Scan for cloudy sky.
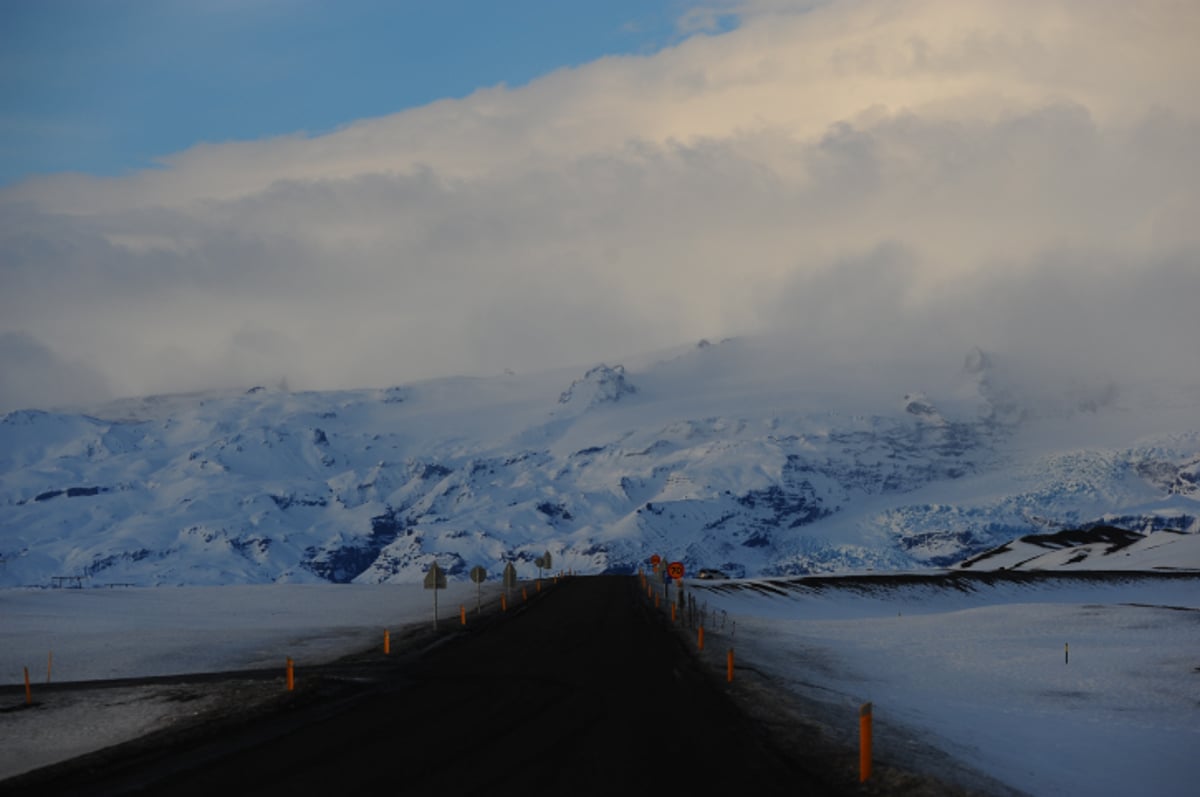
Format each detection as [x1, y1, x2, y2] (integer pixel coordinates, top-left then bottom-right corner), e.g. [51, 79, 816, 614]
[1, 0, 1197, 412]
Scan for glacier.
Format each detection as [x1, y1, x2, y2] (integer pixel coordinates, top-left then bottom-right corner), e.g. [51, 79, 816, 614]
[2, 338, 1197, 586]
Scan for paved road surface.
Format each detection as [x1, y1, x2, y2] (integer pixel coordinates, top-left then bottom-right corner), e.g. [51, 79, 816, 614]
[4, 576, 843, 795]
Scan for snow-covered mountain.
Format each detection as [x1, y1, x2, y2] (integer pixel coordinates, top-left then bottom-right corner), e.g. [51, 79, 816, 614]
[2, 338, 1198, 586]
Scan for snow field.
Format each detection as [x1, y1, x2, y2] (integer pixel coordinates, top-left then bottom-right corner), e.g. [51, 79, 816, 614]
[701, 579, 1200, 797]
[2, 575, 1197, 795]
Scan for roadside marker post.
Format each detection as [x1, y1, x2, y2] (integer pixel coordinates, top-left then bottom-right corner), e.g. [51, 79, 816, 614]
[859, 702, 873, 782]
[384, 630, 390, 655]
[727, 649, 734, 683]
[23, 667, 31, 705]
[698, 626, 705, 651]
[286, 658, 295, 691]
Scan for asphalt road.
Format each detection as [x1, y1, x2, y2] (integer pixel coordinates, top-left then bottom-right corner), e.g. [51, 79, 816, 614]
[3, 576, 844, 796]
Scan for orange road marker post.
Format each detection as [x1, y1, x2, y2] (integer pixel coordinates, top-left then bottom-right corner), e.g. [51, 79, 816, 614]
[501, 594, 507, 612]
[698, 626, 705, 651]
[671, 603, 677, 623]
[859, 702, 873, 783]
[460, 605, 467, 626]
[522, 586, 528, 602]
[286, 658, 295, 692]
[24, 667, 32, 706]
[384, 630, 390, 655]
[726, 649, 735, 682]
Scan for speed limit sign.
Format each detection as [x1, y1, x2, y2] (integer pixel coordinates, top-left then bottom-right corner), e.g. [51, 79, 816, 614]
[666, 561, 684, 580]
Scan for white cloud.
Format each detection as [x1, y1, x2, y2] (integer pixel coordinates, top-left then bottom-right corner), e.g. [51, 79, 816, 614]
[1, 0, 1196, 407]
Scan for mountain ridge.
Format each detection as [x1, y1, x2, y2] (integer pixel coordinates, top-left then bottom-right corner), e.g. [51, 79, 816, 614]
[3, 340, 1198, 586]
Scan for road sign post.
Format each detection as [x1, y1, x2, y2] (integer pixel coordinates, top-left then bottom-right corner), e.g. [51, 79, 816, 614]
[535, 551, 552, 583]
[470, 565, 487, 613]
[424, 562, 447, 629]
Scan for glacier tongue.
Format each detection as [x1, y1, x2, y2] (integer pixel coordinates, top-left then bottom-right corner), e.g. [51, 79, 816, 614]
[1, 350, 1198, 586]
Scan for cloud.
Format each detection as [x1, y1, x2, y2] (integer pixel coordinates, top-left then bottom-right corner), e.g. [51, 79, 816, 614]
[1, 0, 1197, 407]
[0, 332, 112, 413]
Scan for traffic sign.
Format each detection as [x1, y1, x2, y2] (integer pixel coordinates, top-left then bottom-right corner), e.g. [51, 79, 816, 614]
[424, 562, 446, 589]
[666, 561, 685, 580]
[469, 565, 487, 614]
[649, 554, 661, 567]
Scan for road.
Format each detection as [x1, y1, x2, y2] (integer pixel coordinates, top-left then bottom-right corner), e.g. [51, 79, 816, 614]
[3, 576, 844, 796]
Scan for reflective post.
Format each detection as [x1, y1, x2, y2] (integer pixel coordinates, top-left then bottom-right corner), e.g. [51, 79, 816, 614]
[859, 702, 873, 782]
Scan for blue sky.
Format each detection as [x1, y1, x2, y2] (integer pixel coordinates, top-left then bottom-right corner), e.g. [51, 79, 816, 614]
[1, 0, 1195, 411]
[1, 0, 733, 185]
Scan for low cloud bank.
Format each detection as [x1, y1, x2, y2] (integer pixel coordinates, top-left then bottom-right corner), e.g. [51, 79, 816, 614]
[1, 0, 1196, 411]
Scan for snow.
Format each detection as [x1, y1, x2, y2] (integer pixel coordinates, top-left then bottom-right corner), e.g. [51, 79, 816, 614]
[0, 581, 497, 779]
[3, 340, 1198, 587]
[2, 342, 1198, 788]
[4, 574, 1198, 796]
[695, 574, 1200, 797]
